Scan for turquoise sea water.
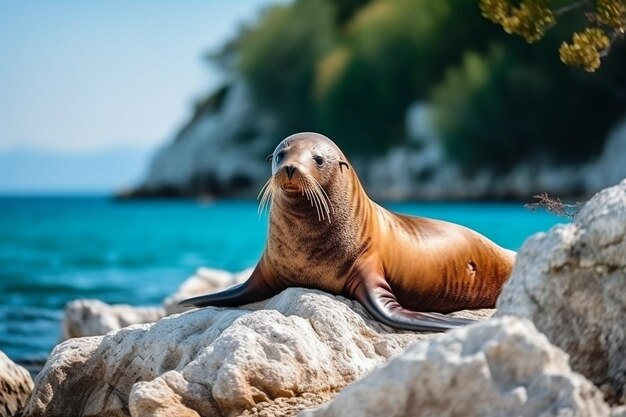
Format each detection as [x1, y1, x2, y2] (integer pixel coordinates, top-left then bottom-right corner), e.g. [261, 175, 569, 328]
[0, 196, 564, 363]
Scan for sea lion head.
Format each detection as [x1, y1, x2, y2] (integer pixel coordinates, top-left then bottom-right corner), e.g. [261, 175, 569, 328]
[258, 132, 351, 222]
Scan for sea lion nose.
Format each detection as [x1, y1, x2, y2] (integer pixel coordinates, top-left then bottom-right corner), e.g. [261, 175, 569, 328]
[285, 165, 297, 179]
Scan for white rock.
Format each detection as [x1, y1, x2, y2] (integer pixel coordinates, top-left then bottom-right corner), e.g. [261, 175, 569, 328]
[497, 179, 626, 404]
[23, 288, 492, 417]
[300, 316, 610, 417]
[0, 350, 33, 417]
[62, 299, 165, 339]
[613, 406, 626, 417]
[61, 267, 251, 339]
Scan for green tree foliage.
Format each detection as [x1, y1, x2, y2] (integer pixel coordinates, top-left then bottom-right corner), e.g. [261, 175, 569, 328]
[314, 0, 454, 154]
[315, 0, 505, 155]
[199, 0, 626, 170]
[432, 45, 626, 170]
[235, 0, 336, 135]
[480, 0, 626, 72]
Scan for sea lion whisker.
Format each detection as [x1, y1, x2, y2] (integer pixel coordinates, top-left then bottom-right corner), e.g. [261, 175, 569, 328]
[299, 178, 314, 208]
[257, 179, 270, 216]
[257, 177, 274, 216]
[304, 179, 324, 221]
[260, 183, 272, 215]
[309, 184, 323, 222]
[310, 176, 331, 215]
[306, 177, 326, 222]
[299, 176, 321, 221]
[312, 189, 327, 222]
[262, 189, 273, 215]
[305, 187, 315, 208]
[311, 179, 332, 223]
[298, 177, 307, 198]
[258, 192, 268, 216]
[266, 178, 277, 214]
[307, 186, 321, 220]
[257, 177, 270, 201]
[320, 183, 333, 215]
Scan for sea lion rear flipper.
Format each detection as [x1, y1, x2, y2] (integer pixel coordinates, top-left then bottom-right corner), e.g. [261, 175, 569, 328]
[353, 276, 476, 332]
[178, 262, 281, 308]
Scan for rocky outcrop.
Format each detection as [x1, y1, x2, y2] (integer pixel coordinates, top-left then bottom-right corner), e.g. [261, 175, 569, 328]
[497, 179, 626, 404]
[0, 350, 34, 417]
[62, 299, 165, 339]
[23, 288, 492, 417]
[62, 267, 251, 339]
[360, 145, 588, 201]
[361, 103, 587, 200]
[300, 316, 609, 417]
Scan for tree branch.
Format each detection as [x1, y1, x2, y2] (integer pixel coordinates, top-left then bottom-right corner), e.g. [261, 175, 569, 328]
[554, 0, 592, 17]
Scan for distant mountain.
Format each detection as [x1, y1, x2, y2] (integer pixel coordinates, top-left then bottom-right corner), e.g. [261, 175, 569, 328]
[0, 147, 153, 194]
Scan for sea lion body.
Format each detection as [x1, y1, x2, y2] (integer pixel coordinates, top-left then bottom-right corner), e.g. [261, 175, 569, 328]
[376, 214, 513, 312]
[181, 132, 515, 331]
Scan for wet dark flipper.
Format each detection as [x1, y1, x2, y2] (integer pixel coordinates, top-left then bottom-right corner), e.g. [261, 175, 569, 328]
[353, 275, 476, 332]
[178, 263, 280, 308]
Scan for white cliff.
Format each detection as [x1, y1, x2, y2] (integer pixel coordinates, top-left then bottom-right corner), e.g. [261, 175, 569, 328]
[133, 96, 626, 200]
[135, 81, 276, 197]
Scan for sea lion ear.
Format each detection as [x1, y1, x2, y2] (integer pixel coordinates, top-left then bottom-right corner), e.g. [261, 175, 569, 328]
[266, 154, 273, 162]
[339, 161, 350, 172]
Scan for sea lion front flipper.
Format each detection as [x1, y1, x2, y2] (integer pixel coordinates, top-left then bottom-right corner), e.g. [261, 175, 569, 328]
[178, 262, 282, 308]
[352, 275, 476, 332]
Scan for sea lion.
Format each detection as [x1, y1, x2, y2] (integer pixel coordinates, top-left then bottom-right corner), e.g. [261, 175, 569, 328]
[180, 132, 515, 331]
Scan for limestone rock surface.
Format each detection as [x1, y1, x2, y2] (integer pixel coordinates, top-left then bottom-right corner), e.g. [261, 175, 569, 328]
[300, 316, 610, 417]
[0, 350, 34, 417]
[613, 406, 626, 417]
[61, 267, 251, 339]
[62, 299, 165, 339]
[497, 179, 626, 404]
[23, 288, 492, 417]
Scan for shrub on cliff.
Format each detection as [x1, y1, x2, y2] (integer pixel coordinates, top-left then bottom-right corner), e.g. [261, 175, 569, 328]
[432, 41, 626, 171]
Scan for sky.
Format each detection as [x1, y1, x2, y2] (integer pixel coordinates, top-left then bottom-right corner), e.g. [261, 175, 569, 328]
[0, 0, 288, 154]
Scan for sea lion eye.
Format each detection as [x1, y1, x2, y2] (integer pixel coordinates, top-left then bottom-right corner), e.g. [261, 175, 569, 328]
[274, 151, 285, 164]
[313, 155, 324, 166]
